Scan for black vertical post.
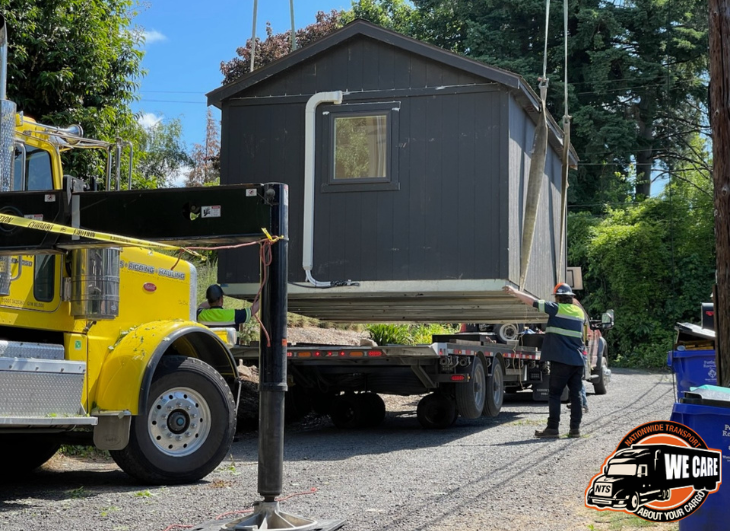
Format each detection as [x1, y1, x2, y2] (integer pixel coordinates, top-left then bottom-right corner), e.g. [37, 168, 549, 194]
[257, 183, 288, 501]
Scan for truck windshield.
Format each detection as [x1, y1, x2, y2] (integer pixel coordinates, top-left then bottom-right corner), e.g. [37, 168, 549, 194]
[607, 464, 637, 476]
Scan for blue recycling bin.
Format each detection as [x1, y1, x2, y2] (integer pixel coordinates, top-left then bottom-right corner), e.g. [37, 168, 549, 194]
[671, 402, 730, 531]
[667, 350, 717, 401]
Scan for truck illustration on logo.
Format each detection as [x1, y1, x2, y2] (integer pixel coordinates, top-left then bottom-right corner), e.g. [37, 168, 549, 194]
[587, 444, 721, 514]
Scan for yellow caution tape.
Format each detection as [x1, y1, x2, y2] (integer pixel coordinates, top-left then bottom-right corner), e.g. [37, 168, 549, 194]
[0, 212, 200, 256]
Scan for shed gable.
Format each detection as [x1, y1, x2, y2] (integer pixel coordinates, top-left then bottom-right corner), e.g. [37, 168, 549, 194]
[227, 35, 490, 99]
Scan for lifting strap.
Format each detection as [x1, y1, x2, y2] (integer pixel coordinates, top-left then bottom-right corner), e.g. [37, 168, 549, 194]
[519, 0, 551, 290]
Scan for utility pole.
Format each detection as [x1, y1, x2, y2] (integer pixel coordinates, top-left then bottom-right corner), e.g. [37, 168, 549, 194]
[710, 0, 730, 386]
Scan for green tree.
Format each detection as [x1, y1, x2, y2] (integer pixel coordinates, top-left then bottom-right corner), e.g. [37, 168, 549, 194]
[1, 0, 143, 182]
[133, 116, 192, 188]
[408, 0, 708, 203]
[568, 137, 714, 367]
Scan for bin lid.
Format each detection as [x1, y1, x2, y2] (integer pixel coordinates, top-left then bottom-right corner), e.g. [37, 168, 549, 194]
[682, 385, 730, 408]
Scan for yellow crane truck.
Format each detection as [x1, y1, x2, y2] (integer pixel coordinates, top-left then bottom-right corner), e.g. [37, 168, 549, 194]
[0, 16, 245, 484]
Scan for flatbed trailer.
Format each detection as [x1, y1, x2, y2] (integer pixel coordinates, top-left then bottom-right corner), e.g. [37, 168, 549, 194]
[232, 333, 551, 429]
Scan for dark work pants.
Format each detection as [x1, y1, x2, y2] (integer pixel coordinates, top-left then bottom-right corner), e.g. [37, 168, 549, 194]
[547, 361, 584, 430]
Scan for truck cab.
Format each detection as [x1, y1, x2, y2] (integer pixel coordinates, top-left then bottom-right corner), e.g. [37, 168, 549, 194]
[0, 15, 238, 484]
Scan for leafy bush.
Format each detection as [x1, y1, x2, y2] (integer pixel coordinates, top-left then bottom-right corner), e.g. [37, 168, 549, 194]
[410, 323, 459, 344]
[367, 324, 413, 345]
[568, 167, 714, 369]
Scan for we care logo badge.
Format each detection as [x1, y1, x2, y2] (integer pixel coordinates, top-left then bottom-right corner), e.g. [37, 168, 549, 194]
[585, 421, 721, 522]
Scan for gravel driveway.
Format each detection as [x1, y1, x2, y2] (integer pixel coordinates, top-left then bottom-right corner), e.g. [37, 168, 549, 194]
[1, 368, 679, 531]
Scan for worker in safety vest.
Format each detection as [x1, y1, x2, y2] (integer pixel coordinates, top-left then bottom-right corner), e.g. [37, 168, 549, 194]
[197, 284, 258, 327]
[502, 282, 587, 439]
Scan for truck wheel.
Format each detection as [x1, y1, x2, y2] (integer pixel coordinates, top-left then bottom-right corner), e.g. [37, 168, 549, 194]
[417, 393, 458, 429]
[0, 434, 60, 476]
[593, 356, 609, 395]
[329, 394, 362, 429]
[494, 323, 523, 343]
[455, 355, 486, 419]
[627, 492, 641, 512]
[483, 357, 505, 417]
[358, 393, 386, 428]
[110, 356, 236, 485]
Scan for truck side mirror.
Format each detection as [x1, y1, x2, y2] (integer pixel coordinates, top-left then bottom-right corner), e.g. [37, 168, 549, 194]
[601, 310, 615, 330]
[638, 464, 648, 477]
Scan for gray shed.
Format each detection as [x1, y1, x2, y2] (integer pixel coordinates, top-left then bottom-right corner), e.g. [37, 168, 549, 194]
[207, 20, 576, 323]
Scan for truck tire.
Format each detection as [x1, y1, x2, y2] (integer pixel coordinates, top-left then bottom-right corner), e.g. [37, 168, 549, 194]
[493, 323, 523, 343]
[593, 355, 609, 395]
[455, 355, 487, 419]
[417, 393, 458, 429]
[358, 393, 386, 428]
[329, 394, 362, 429]
[0, 434, 60, 476]
[483, 357, 505, 417]
[627, 491, 641, 513]
[110, 356, 236, 485]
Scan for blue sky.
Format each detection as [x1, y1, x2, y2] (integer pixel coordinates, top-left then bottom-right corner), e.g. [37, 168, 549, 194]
[132, 0, 349, 147]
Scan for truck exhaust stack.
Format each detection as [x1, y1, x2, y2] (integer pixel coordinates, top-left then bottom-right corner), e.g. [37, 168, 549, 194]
[0, 15, 15, 295]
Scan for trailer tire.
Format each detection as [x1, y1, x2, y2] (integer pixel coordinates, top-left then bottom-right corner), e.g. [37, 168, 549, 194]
[417, 393, 458, 429]
[110, 356, 236, 485]
[0, 434, 61, 477]
[329, 394, 362, 429]
[483, 357, 505, 417]
[455, 355, 487, 419]
[359, 393, 386, 428]
[494, 323, 523, 343]
[285, 385, 313, 423]
[593, 355, 609, 395]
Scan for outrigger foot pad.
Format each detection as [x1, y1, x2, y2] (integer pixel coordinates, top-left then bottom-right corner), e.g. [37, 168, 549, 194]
[192, 500, 345, 531]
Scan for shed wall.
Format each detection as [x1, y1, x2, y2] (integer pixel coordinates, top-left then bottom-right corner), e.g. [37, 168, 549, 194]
[219, 36, 514, 287]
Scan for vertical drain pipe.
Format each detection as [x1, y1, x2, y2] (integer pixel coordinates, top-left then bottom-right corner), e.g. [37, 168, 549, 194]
[0, 15, 16, 296]
[303, 91, 342, 287]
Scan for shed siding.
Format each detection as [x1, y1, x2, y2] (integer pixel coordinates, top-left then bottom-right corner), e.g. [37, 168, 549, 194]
[217, 32, 565, 306]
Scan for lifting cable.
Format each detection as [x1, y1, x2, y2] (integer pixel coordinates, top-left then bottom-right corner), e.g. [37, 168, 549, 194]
[557, 0, 572, 284]
[250, 0, 258, 72]
[519, 0, 551, 290]
[250, 0, 297, 73]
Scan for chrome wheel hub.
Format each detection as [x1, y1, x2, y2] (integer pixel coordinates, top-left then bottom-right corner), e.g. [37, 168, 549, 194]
[148, 387, 211, 457]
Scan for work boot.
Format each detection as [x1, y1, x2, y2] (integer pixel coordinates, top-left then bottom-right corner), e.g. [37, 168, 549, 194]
[534, 427, 559, 438]
[568, 428, 581, 438]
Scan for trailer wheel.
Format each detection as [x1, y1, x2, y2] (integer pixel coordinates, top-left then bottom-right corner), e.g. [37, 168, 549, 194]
[593, 355, 610, 395]
[627, 492, 641, 512]
[483, 357, 505, 417]
[329, 394, 362, 429]
[358, 393, 386, 428]
[455, 355, 486, 419]
[110, 356, 236, 485]
[0, 434, 61, 476]
[417, 393, 457, 429]
[494, 323, 523, 343]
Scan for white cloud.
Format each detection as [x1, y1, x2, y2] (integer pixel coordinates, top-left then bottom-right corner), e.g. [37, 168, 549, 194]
[138, 112, 163, 129]
[142, 29, 167, 44]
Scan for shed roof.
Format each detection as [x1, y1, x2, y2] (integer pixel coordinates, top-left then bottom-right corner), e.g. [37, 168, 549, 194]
[207, 19, 578, 165]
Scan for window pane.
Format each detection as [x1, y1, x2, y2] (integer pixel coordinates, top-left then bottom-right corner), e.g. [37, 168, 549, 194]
[334, 115, 388, 180]
[26, 147, 53, 191]
[34, 255, 55, 303]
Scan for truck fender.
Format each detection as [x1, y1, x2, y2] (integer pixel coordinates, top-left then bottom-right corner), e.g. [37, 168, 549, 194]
[94, 321, 237, 416]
